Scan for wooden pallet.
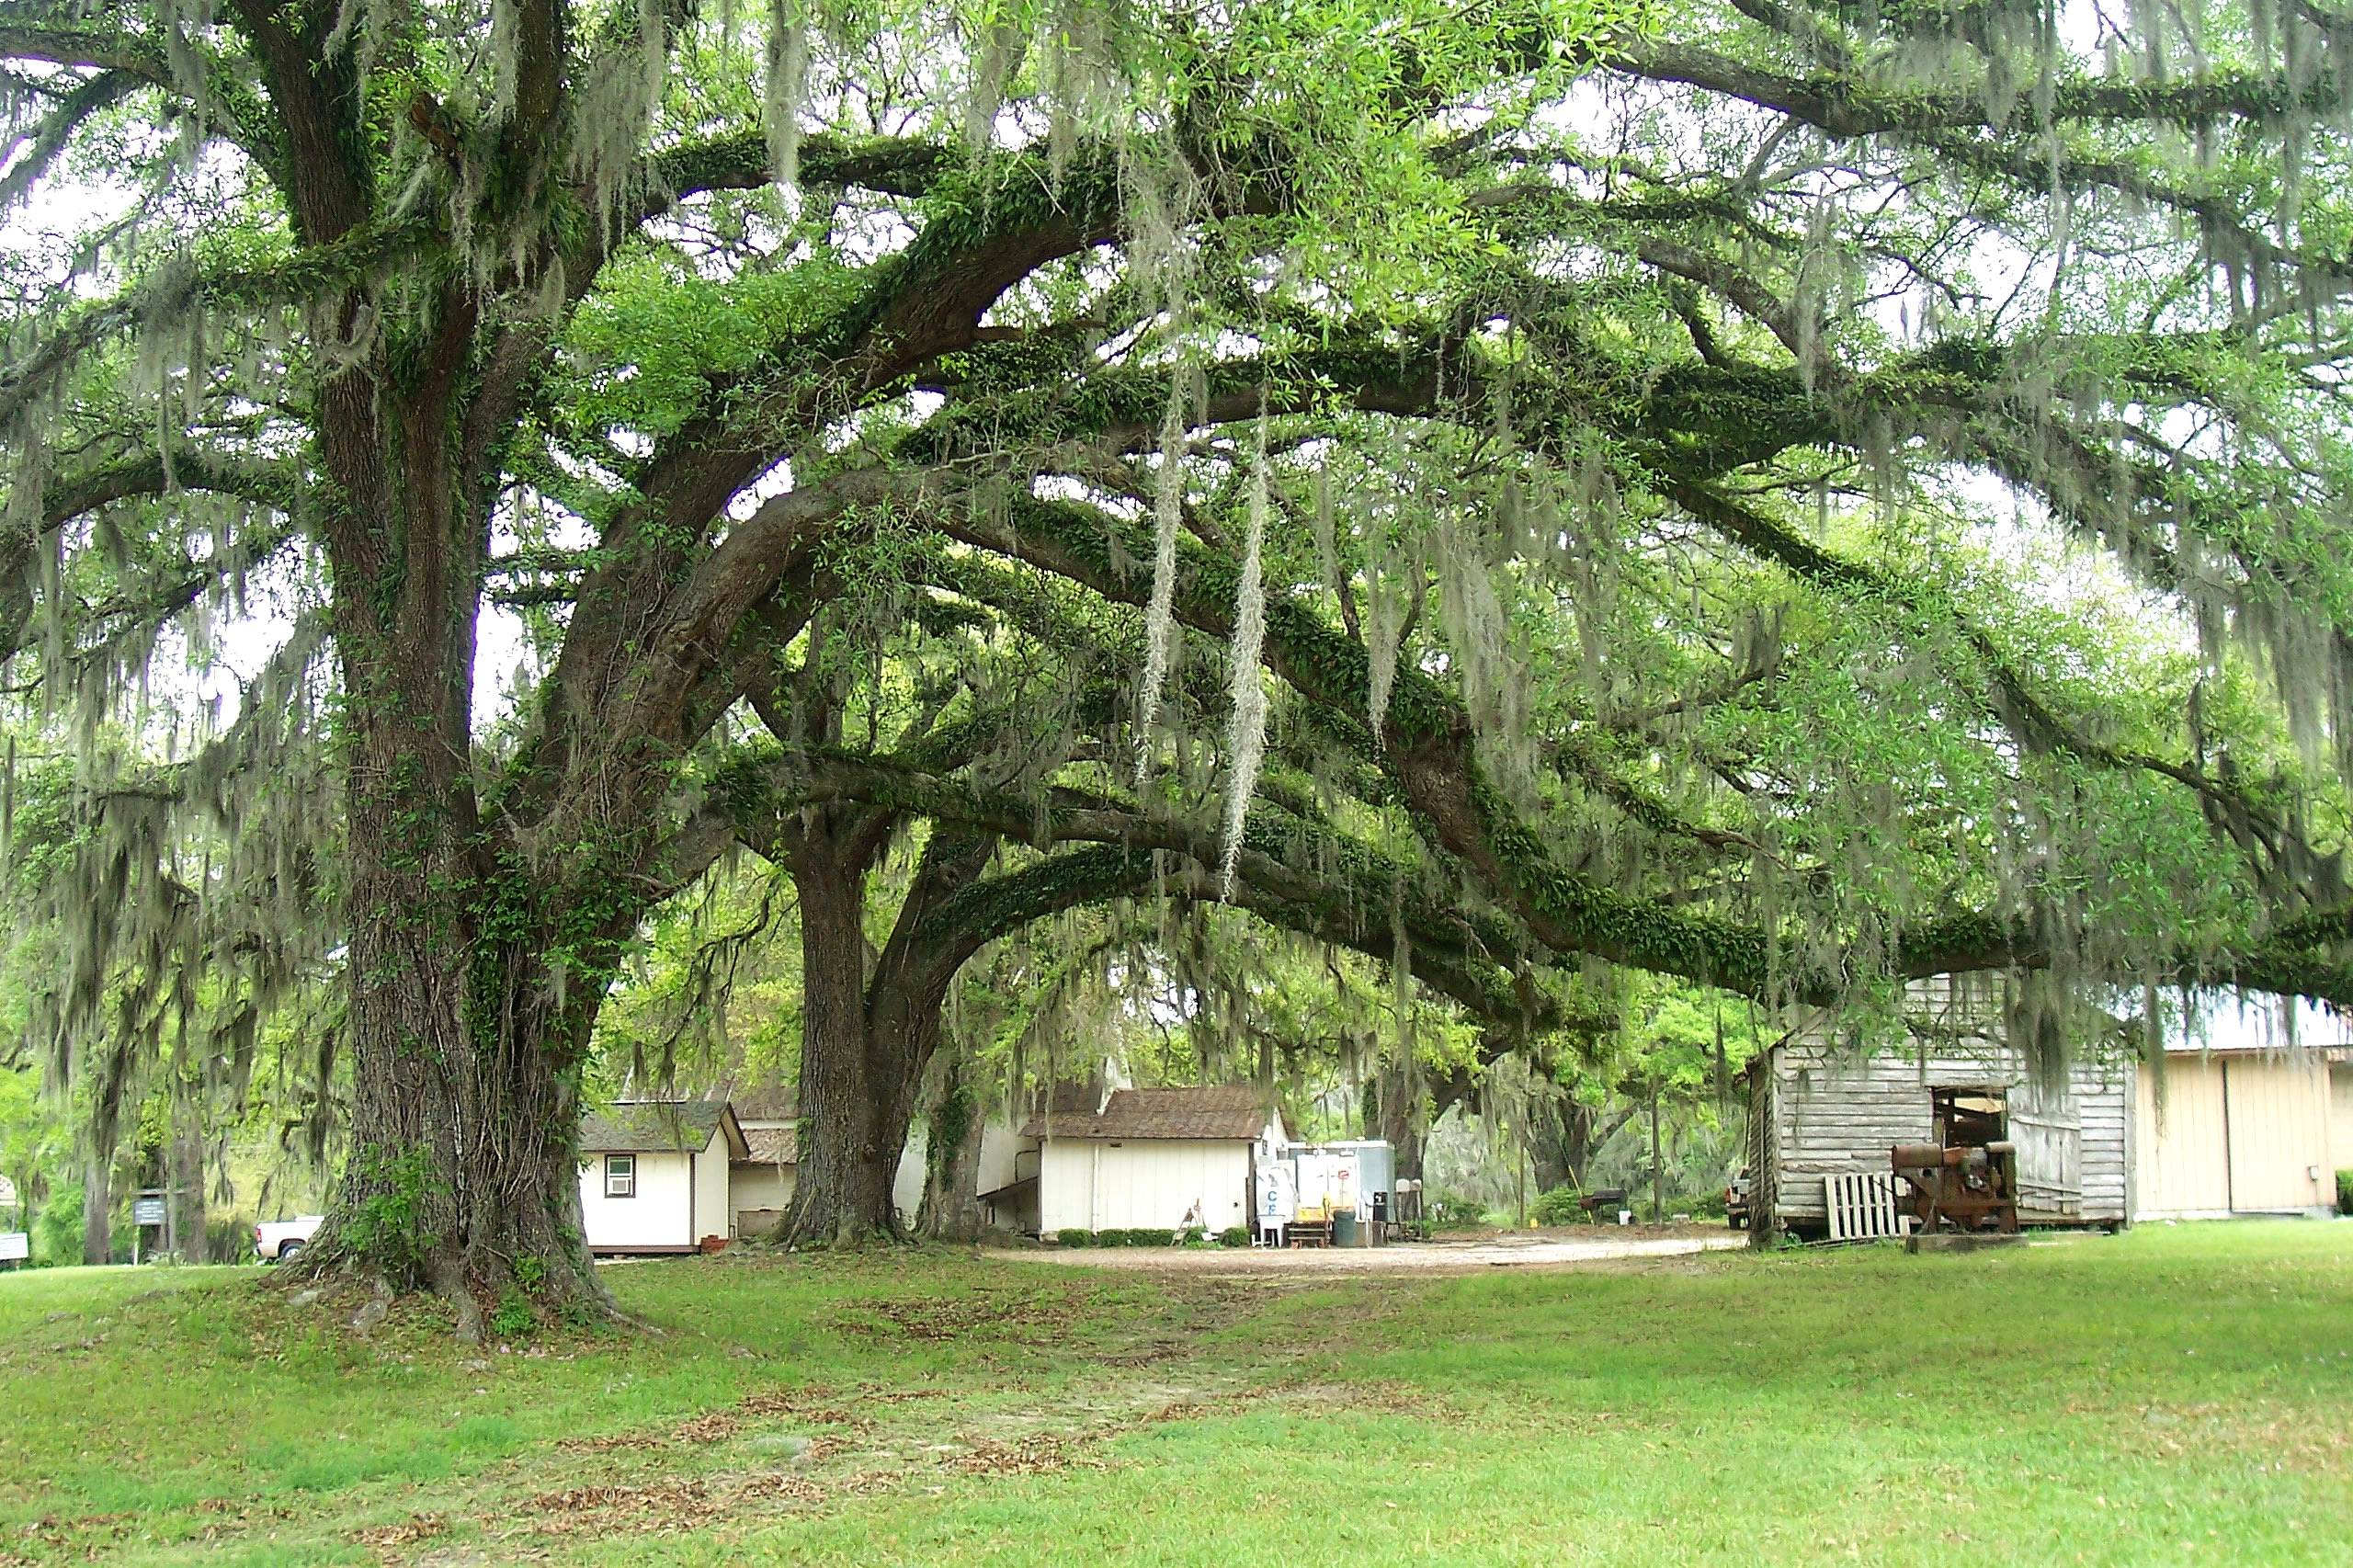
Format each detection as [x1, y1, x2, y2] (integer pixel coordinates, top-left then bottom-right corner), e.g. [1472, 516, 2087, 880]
[1824, 1172, 1906, 1242]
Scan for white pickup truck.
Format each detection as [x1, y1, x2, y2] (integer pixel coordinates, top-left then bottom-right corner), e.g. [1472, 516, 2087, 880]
[254, 1215, 324, 1262]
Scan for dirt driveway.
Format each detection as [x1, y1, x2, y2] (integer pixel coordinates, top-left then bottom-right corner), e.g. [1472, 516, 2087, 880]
[989, 1226, 1750, 1275]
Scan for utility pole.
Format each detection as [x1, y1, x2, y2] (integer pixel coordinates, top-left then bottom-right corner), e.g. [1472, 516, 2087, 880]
[1517, 1123, 1529, 1229]
[1650, 1074, 1664, 1226]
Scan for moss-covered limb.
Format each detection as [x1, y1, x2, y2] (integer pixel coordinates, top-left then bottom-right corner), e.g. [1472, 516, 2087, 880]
[0, 66, 142, 212]
[940, 488, 1822, 990]
[1907, 129, 2353, 289]
[647, 131, 951, 210]
[713, 739, 1536, 1008]
[1549, 733, 1759, 857]
[0, 216, 431, 427]
[1594, 30, 2346, 139]
[923, 838, 1557, 1031]
[1665, 475, 2318, 868]
[38, 450, 301, 529]
[948, 483, 2353, 1009]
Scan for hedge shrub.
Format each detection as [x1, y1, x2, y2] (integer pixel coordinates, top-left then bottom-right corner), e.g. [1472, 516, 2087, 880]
[1055, 1228, 1094, 1247]
[1219, 1226, 1250, 1247]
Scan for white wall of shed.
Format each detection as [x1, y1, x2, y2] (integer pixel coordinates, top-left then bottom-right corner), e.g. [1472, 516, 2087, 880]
[693, 1139, 731, 1243]
[731, 1163, 795, 1227]
[976, 1117, 1024, 1195]
[579, 1150, 692, 1250]
[893, 1130, 926, 1222]
[1038, 1140, 1251, 1233]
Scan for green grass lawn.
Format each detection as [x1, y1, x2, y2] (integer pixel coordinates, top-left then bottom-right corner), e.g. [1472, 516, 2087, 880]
[2, 1222, 2347, 1566]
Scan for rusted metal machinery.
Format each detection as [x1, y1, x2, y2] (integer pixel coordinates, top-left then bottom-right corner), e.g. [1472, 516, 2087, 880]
[1890, 1142, 2019, 1233]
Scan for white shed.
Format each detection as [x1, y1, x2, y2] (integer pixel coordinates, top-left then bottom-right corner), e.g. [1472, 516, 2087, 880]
[1020, 1086, 1283, 1237]
[577, 1100, 747, 1254]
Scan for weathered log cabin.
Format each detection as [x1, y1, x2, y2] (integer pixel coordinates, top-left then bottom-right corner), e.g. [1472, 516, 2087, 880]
[1743, 985, 2135, 1241]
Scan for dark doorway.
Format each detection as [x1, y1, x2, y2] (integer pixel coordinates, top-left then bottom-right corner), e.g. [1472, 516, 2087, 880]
[1933, 1087, 2006, 1146]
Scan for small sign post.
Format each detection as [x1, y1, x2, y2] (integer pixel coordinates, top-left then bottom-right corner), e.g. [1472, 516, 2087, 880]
[132, 1190, 167, 1265]
[0, 1232, 28, 1267]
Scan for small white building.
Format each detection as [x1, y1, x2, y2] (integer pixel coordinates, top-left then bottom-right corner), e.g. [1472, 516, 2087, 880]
[1017, 1086, 1283, 1237]
[577, 1100, 747, 1254]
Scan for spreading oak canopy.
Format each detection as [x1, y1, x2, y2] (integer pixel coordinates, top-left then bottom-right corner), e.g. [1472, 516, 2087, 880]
[5, 0, 2353, 1317]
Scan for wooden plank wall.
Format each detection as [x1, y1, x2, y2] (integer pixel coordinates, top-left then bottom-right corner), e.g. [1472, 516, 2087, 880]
[1763, 1040, 2131, 1228]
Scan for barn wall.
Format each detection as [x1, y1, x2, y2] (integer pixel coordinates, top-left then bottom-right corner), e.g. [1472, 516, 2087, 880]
[2334, 1066, 2353, 1182]
[1762, 1041, 2130, 1230]
[2134, 1058, 2231, 1217]
[2135, 1053, 2339, 1217]
[2221, 1057, 2336, 1212]
[579, 1150, 693, 1251]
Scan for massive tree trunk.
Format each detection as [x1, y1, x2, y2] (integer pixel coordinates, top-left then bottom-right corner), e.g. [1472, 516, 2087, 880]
[295, 320, 617, 1325]
[916, 1048, 990, 1242]
[80, 1147, 112, 1267]
[318, 754, 608, 1328]
[167, 1102, 208, 1264]
[779, 810, 904, 1245]
[777, 809, 1002, 1246]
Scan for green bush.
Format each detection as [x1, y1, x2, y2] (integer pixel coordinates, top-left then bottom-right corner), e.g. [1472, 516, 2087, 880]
[1424, 1198, 1486, 1229]
[490, 1290, 535, 1341]
[1130, 1228, 1175, 1246]
[1531, 1184, 1584, 1226]
[32, 1186, 83, 1267]
[1053, 1228, 1094, 1247]
[2338, 1170, 2352, 1216]
[1219, 1226, 1249, 1247]
[342, 1145, 446, 1278]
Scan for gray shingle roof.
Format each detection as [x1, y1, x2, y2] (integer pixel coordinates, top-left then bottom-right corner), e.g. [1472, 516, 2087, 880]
[579, 1100, 746, 1157]
[1020, 1085, 1271, 1142]
[737, 1125, 797, 1165]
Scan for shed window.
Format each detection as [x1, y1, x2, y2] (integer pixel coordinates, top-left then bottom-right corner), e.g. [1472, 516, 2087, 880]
[604, 1153, 636, 1199]
[1932, 1088, 2006, 1147]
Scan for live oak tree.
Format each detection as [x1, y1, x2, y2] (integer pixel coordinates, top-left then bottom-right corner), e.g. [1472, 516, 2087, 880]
[9, 0, 2353, 1318]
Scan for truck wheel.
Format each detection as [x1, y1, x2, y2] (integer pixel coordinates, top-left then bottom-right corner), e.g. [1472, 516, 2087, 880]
[277, 1240, 303, 1263]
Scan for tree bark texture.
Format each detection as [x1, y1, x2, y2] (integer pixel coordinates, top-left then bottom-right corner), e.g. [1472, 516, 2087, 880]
[916, 1049, 989, 1242]
[779, 812, 905, 1245]
[81, 1147, 111, 1267]
[777, 810, 1001, 1246]
[167, 1109, 209, 1264]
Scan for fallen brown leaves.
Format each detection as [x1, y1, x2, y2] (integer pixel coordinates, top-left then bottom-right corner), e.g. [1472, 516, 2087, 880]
[350, 1513, 448, 1548]
[949, 1434, 1097, 1478]
[554, 1432, 669, 1454]
[671, 1411, 743, 1443]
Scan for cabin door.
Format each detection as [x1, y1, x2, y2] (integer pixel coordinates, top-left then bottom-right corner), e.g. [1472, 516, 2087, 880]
[2010, 1076, 2083, 1219]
